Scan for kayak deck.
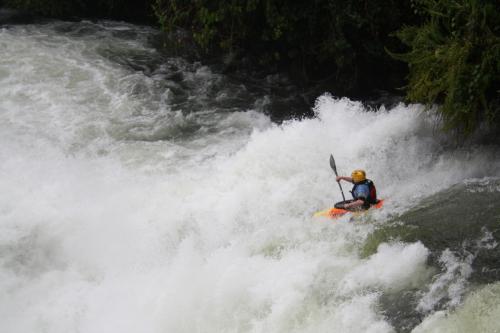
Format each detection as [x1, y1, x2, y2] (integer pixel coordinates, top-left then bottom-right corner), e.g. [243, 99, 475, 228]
[314, 200, 384, 219]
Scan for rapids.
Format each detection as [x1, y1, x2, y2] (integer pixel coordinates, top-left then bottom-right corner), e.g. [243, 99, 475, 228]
[1, 20, 500, 333]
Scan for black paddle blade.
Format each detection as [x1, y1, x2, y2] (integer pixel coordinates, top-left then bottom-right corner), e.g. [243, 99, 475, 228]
[329, 154, 338, 176]
[330, 153, 346, 201]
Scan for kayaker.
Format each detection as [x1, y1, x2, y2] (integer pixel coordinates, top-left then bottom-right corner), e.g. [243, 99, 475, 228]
[335, 170, 378, 211]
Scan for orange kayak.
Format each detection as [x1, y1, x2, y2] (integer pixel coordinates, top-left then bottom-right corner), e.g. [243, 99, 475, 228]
[314, 200, 384, 219]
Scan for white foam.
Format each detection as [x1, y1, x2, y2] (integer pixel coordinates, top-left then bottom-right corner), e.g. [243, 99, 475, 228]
[304, 294, 395, 333]
[339, 242, 431, 294]
[412, 283, 500, 333]
[417, 249, 473, 313]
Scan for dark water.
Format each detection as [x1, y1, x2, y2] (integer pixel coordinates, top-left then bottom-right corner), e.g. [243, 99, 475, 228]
[364, 178, 500, 331]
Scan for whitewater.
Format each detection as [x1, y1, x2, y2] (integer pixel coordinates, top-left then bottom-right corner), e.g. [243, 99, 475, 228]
[1, 20, 500, 333]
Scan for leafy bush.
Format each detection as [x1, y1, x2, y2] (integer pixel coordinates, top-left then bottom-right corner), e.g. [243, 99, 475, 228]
[394, 0, 500, 134]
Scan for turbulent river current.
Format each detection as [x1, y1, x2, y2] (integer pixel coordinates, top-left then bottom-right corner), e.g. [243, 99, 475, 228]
[1, 20, 500, 333]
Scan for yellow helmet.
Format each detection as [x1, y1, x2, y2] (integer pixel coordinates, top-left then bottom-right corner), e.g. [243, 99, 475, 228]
[351, 169, 366, 183]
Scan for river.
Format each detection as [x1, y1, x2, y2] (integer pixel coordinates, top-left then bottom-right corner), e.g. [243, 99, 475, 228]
[1, 20, 500, 333]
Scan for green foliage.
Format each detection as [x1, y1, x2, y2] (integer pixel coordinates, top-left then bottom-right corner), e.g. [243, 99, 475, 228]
[153, 0, 261, 52]
[394, 0, 500, 134]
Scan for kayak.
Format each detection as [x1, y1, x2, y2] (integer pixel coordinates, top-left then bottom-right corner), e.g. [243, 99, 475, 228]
[314, 200, 384, 219]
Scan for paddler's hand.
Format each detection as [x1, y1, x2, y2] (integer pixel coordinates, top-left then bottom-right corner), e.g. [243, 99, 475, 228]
[336, 176, 342, 182]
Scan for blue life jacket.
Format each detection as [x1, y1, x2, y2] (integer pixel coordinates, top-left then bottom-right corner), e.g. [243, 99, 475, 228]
[352, 179, 378, 209]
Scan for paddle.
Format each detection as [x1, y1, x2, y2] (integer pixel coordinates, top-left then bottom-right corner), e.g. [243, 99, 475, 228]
[329, 154, 346, 202]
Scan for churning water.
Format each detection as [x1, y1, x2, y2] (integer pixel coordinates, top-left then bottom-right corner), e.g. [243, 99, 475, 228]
[1, 20, 500, 333]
